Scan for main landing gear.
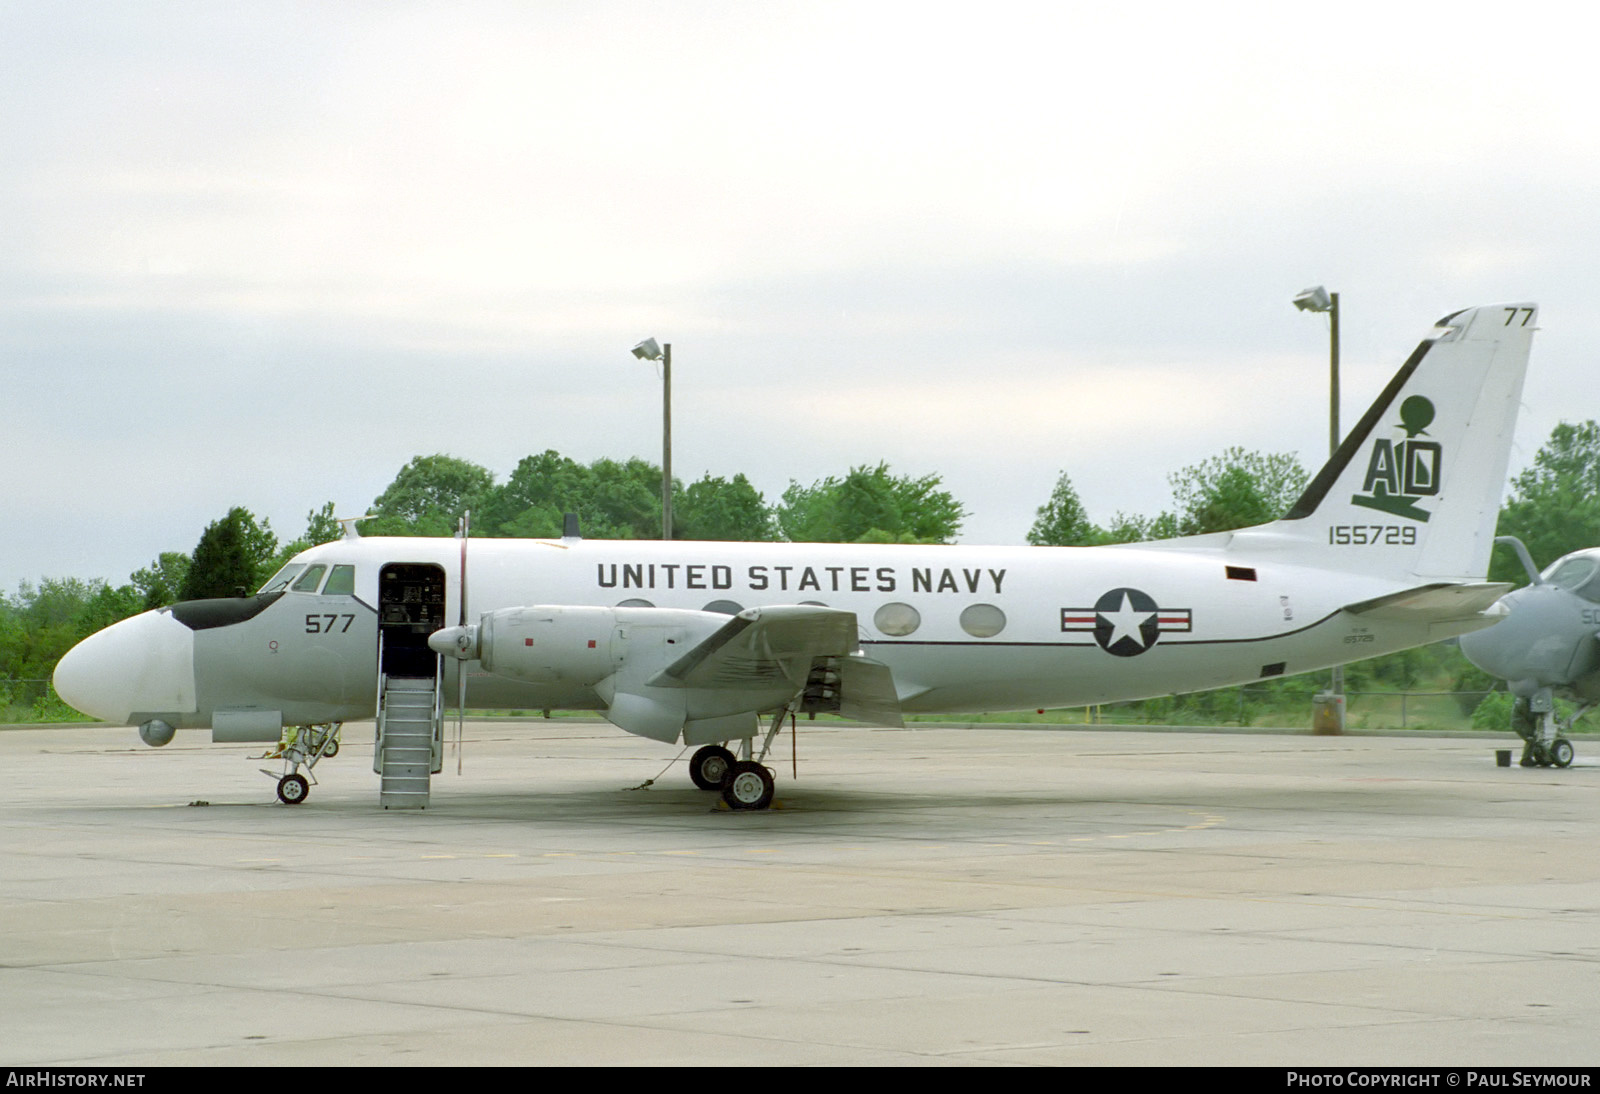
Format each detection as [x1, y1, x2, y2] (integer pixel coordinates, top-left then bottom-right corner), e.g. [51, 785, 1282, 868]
[688, 744, 776, 811]
[1512, 693, 1590, 769]
[688, 708, 790, 811]
[263, 723, 342, 804]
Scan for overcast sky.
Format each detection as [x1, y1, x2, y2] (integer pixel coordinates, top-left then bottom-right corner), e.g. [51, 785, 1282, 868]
[4, 1, 1596, 593]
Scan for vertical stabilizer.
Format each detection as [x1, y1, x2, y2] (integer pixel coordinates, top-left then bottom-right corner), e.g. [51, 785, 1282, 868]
[1232, 303, 1536, 581]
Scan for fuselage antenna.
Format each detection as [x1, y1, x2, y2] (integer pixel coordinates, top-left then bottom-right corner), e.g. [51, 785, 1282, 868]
[338, 514, 377, 541]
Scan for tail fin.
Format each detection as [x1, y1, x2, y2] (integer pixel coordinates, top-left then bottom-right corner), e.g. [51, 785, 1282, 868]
[1235, 303, 1536, 581]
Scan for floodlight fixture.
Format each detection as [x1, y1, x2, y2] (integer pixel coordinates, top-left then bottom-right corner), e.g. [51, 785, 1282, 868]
[1293, 285, 1333, 313]
[632, 337, 663, 361]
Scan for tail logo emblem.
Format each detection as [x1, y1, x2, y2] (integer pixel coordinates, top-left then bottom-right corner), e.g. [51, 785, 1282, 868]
[1061, 588, 1193, 657]
[1351, 395, 1441, 522]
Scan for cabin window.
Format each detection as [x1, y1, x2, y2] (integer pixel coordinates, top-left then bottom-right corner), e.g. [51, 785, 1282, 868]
[617, 598, 654, 608]
[291, 565, 327, 593]
[323, 565, 356, 596]
[257, 563, 306, 595]
[874, 602, 921, 637]
[960, 603, 1006, 638]
[703, 600, 743, 615]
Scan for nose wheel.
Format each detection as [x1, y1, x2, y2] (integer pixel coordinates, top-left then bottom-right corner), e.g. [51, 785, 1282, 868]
[261, 722, 341, 804]
[276, 772, 310, 804]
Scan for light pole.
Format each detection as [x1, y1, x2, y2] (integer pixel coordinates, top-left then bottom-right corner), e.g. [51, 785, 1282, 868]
[1292, 286, 1340, 455]
[631, 337, 672, 540]
[1293, 286, 1344, 732]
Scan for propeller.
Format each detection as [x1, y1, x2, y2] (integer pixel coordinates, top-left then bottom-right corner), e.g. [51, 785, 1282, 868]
[456, 512, 470, 773]
[427, 510, 585, 775]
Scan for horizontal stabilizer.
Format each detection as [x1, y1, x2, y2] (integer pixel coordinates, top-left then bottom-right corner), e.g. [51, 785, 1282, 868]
[1342, 582, 1511, 622]
[650, 604, 859, 690]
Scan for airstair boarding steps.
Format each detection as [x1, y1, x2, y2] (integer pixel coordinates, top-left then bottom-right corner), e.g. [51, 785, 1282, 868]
[380, 675, 438, 809]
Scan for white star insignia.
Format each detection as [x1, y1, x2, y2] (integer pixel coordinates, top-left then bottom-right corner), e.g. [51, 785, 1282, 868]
[1099, 592, 1154, 650]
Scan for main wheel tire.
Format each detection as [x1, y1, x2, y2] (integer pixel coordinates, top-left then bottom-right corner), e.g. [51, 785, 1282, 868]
[1551, 738, 1575, 768]
[689, 745, 737, 791]
[721, 760, 775, 811]
[277, 773, 310, 805]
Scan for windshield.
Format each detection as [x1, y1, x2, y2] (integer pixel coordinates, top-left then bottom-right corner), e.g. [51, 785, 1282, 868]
[257, 563, 307, 595]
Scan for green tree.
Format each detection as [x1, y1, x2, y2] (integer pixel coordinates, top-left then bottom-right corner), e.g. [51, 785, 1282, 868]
[131, 551, 191, 610]
[1027, 472, 1099, 546]
[181, 507, 278, 600]
[1491, 421, 1600, 584]
[776, 464, 965, 544]
[0, 578, 140, 680]
[1168, 448, 1308, 536]
[675, 473, 775, 541]
[260, 501, 344, 578]
[1098, 510, 1181, 544]
[478, 450, 589, 538]
[303, 501, 342, 546]
[369, 455, 495, 537]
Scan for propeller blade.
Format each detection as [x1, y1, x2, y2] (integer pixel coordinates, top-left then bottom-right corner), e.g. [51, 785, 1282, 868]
[456, 511, 471, 772]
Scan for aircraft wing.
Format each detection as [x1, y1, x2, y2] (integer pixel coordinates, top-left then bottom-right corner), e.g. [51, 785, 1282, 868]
[1342, 582, 1512, 622]
[649, 604, 860, 690]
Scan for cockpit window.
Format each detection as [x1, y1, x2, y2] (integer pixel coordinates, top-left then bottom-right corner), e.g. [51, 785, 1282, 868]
[258, 563, 307, 595]
[1545, 557, 1597, 593]
[292, 564, 328, 593]
[323, 565, 356, 596]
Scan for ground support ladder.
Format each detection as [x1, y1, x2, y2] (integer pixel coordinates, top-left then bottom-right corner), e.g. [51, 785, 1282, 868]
[376, 674, 442, 809]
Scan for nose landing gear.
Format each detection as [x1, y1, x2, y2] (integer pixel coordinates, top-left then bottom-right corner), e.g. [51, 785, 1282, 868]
[262, 723, 342, 805]
[1513, 694, 1589, 768]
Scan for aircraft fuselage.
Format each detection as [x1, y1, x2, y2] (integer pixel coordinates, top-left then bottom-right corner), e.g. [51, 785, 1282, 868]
[62, 533, 1477, 735]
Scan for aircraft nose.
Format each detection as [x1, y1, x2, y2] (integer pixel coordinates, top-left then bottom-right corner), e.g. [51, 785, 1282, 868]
[53, 610, 197, 724]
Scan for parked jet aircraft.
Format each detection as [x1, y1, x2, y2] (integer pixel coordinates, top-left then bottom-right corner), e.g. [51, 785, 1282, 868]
[54, 302, 1539, 810]
[1459, 538, 1600, 767]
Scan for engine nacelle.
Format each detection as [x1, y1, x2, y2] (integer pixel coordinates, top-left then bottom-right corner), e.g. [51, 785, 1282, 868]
[139, 718, 176, 747]
[433, 604, 752, 742]
[475, 605, 629, 685]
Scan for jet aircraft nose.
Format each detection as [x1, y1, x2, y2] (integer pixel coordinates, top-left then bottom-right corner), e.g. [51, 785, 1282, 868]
[53, 610, 198, 724]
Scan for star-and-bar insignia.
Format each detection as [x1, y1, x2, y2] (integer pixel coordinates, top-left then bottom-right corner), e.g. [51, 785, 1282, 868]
[1060, 587, 1193, 657]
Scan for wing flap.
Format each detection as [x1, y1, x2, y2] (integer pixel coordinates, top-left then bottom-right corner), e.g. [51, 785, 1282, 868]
[837, 655, 904, 727]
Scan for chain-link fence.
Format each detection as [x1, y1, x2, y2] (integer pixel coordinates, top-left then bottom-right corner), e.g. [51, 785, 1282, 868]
[1073, 688, 1501, 731]
[3, 678, 1510, 732]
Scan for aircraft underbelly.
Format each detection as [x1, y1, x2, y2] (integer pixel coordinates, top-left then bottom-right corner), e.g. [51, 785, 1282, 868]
[878, 608, 1445, 713]
[462, 672, 601, 712]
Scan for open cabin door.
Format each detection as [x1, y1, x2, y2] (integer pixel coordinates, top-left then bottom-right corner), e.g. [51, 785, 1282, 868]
[378, 563, 446, 678]
[375, 563, 447, 808]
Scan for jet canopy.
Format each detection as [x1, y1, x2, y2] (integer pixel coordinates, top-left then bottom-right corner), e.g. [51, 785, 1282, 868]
[1542, 553, 1600, 603]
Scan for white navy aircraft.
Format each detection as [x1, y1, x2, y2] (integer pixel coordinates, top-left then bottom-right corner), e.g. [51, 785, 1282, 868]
[55, 302, 1539, 811]
[1459, 538, 1600, 767]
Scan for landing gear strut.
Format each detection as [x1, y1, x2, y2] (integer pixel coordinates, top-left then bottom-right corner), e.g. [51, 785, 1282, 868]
[706, 707, 794, 811]
[263, 723, 342, 804]
[1513, 693, 1588, 768]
